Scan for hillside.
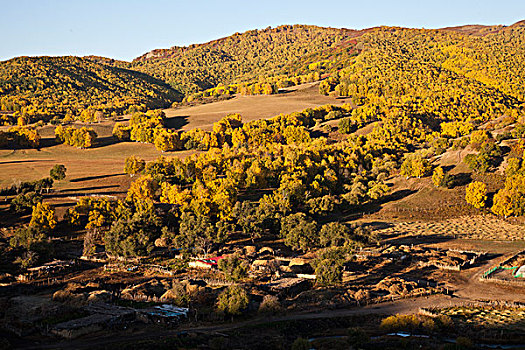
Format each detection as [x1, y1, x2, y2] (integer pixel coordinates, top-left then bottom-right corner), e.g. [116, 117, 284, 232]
[131, 24, 356, 93]
[4, 19, 525, 349]
[0, 56, 180, 122]
[2, 21, 525, 126]
[291, 25, 525, 127]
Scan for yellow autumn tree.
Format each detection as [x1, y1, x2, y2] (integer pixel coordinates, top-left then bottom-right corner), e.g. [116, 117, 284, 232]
[465, 181, 487, 209]
[29, 202, 57, 231]
[153, 129, 181, 152]
[124, 155, 145, 177]
[160, 182, 192, 210]
[491, 189, 514, 217]
[126, 175, 158, 205]
[432, 166, 445, 187]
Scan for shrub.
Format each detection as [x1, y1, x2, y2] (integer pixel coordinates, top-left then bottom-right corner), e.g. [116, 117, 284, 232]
[50, 164, 67, 181]
[216, 285, 249, 316]
[258, 295, 281, 314]
[218, 256, 248, 282]
[291, 337, 310, 350]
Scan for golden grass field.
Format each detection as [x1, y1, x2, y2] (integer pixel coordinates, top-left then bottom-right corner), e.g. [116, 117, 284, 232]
[375, 215, 525, 241]
[164, 82, 341, 131]
[0, 82, 341, 200]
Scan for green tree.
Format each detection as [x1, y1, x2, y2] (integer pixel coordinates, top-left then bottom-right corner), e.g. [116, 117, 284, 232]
[318, 222, 353, 247]
[232, 201, 264, 242]
[216, 285, 249, 316]
[50, 164, 67, 181]
[312, 248, 345, 286]
[218, 256, 248, 282]
[338, 117, 355, 134]
[104, 205, 162, 257]
[173, 211, 216, 253]
[280, 213, 318, 251]
[10, 191, 42, 213]
[10, 226, 46, 250]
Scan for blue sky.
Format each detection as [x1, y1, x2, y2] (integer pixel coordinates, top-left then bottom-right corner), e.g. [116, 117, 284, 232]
[1, 0, 524, 62]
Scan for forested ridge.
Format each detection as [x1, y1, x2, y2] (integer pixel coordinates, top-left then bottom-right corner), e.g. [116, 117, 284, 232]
[0, 56, 179, 123]
[131, 24, 355, 94]
[1, 21, 525, 126]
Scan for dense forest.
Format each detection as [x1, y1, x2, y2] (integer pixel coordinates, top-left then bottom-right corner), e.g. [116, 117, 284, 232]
[131, 25, 355, 94]
[1, 22, 525, 125]
[0, 56, 179, 123]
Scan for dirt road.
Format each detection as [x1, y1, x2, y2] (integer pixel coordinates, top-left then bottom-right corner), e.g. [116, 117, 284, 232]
[21, 294, 467, 350]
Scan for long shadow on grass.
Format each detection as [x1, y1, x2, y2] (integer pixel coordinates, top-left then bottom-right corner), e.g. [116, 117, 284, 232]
[47, 190, 126, 199]
[164, 115, 189, 130]
[38, 137, 60, 148]
[49, 185, 120, 195]
[0, 160, 41, 165]
[70, 173, 125, 182]
[383, 233, 454, 246]
[92, 136, 120, 148]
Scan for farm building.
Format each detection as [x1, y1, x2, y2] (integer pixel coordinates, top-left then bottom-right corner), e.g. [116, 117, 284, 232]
[137, 304, 189, 325]
[188, 256, 224, 269]
[52, 304, 135, 339]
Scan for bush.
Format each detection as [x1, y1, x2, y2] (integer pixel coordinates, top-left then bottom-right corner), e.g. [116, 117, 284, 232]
[50, 164, 67, 181]
[347, 327, 369, 346]
[216, 285, 249, 316]
[380, 314, 421, 332]
[258, 295, 281, 314]
[15, 250, 39, 268]
[218, 256, 248, 282]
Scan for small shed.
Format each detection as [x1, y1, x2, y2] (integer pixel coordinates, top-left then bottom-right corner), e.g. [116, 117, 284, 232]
[188, 256, 224, 269]
[138, 304, 189, 325]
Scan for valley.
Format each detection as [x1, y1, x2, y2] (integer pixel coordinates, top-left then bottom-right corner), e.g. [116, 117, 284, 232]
[1, 18, 525, 350]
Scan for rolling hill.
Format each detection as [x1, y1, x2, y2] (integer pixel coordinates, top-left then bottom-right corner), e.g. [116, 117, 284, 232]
[0, 56, 180, 122]
[1, 21, 524, 126]
[131, 24, 356, 94]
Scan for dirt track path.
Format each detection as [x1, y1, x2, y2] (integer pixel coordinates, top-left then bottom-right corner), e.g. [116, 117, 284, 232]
[22, 294, 467, 350]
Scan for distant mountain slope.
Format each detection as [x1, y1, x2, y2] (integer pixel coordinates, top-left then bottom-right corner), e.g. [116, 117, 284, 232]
[131, 25, 356, 94]
[296, 24, 525, 127]
[0, 56, 180, 121]
[1, 20, 524, 125]
[441, 19, 525, 36]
